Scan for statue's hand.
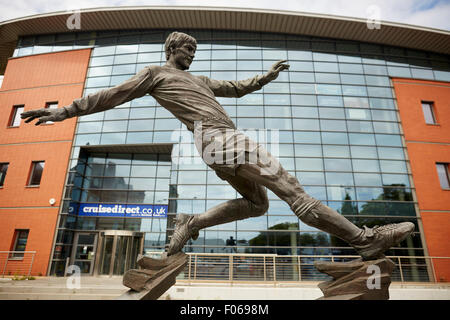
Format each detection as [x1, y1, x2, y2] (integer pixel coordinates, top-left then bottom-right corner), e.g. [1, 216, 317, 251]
[21, 107, 67, 126]
[260, 60, 290, 85]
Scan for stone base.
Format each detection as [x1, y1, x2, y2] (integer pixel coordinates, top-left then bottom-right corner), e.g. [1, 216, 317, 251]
[315, 257, 395, 300]
[116, 252, 188, 300]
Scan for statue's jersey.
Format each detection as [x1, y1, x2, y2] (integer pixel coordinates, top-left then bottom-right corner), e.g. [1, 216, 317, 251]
[65, 65, 264, 132]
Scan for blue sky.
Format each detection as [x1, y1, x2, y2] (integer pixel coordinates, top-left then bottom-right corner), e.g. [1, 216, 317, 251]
[0, 0, 449, 30]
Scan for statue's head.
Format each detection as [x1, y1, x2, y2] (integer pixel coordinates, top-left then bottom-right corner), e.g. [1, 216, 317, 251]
[164, 31, 197, 61]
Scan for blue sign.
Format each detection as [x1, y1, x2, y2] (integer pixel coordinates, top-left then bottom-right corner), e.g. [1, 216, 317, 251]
[77, 203, 168, 218]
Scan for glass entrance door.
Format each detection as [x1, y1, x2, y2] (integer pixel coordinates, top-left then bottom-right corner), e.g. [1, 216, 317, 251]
[71, 232, 98, 275]
[95, 230, 143, 276]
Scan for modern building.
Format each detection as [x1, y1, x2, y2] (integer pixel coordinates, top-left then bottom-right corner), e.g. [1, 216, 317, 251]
[0, 7, 448, 281]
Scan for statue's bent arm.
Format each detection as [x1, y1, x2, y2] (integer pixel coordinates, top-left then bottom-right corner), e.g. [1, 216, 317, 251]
[198, 74, 265, 98]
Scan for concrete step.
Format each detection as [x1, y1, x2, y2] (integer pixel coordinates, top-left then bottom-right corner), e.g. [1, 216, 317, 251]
[0, 277, 128, 299]
[0, 292, 122, 300]
[0, 285, 127, 295]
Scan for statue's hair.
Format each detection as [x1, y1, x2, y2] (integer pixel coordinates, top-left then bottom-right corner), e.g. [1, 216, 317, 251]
[164, 31, 197, 60]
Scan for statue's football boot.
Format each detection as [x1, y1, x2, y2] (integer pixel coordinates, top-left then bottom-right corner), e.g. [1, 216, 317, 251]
[166, 214, 199, 256]
[352, 222, 415, 261]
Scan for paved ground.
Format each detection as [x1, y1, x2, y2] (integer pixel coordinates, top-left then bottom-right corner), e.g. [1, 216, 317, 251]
[1, 276, 449, 300]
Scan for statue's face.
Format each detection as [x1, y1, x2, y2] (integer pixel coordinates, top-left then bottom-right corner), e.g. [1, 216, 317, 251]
[171, 42, 196, 70]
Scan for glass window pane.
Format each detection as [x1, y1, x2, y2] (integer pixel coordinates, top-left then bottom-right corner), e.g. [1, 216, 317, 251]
[237, 118, 264, 129]
[342, 85, 367, 96]
[320, 119, 347, 131]
[178, 171, 207, 184]
[339, 63, 363, 74]
[88, 66, 112, 77]
[290, 83, 315, 94]
[317, 96, 343, 107]
[346, 109, 371, 120]
[436, 163, 450, 189]
[326, 172, 354, 186]
[373, 122, 400, 134]
[351, 146, 378, 158]
[421, 102, 436, 124]
[289, 72, 315, 82]
[293, 119, 320, 131]
[324, 159, 352, 171]
[377, 147, 405, 160]
[341, 74, 365, 85]
[411, 68, 434, 80]
[354, 173, 382, 186]
[356, 187, 384, 201]
[363, 65, 388, 75]
[375, 134, 402, 146]
[315, 73, 340, 84]
[352, 159, 380, 172]
[296, 172, 325, 185]
[382, 174, 410, 187]
[327, 186, 356, 201]
[314, 62, 339, 72]
[85, 77, 110, 88]
[293, 132, 321, 144]
[290, 61, 314, 72]
[369, 98, 395, 109]
[367, 87, 393, 98]
[102, 120, 128, 132]
[322, 145, 350, 158]
[112, 64, 136, 75]
[292, 107, 318, 118]
[100, 133, 126, 145]
[316, 84, 342, 95]
[319, 107, 345, 119]
[387, 66, 412, 77]
[10, 106, 24, 127]
[291, 95, 316, 106]
[349, 133, 375, 145]
[347, 120, 373, 133]
[90, 56, 114, 66]
[0, 163, 9, 187]
[295, 145, 322, 157]
[321, 132, 348, 145]
[296, 158, 323, 171]
[114, 54, 137, 64]
[128, 119, 154, 131]
[92, 46, 116, 56]
[380, 160, 407, 173]
[365, 75, 390, 86]
[288, 49, 312, 60]
[29, 161, 45, 185]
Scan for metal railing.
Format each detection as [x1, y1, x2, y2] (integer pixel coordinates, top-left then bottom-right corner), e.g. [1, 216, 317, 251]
[0, 251, 36, 277]
[146, 252, 449, 284]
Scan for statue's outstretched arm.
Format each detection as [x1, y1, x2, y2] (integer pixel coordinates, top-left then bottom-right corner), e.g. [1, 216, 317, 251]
[21, 67, 154, 125]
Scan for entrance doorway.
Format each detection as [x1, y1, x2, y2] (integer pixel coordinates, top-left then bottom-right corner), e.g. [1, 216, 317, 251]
[94, 230, 144, 276]
[71, 232, 98, 275]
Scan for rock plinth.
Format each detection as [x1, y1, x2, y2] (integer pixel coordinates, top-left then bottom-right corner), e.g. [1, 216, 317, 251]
[116, 252, 188, 300]
[315, 257, 396, 300]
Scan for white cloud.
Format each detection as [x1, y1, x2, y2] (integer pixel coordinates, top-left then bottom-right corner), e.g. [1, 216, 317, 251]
[0, 0, 449, 30]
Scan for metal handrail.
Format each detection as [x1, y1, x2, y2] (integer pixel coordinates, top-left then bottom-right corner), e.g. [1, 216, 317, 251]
[0, 251, 37, 277]
[145, 252, 449, 284]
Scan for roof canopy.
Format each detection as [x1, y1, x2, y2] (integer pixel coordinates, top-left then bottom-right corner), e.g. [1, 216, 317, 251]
[1, 6, 449, 73]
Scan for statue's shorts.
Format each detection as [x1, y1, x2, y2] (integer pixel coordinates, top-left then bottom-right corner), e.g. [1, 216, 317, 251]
[195, 126, 279, 180]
